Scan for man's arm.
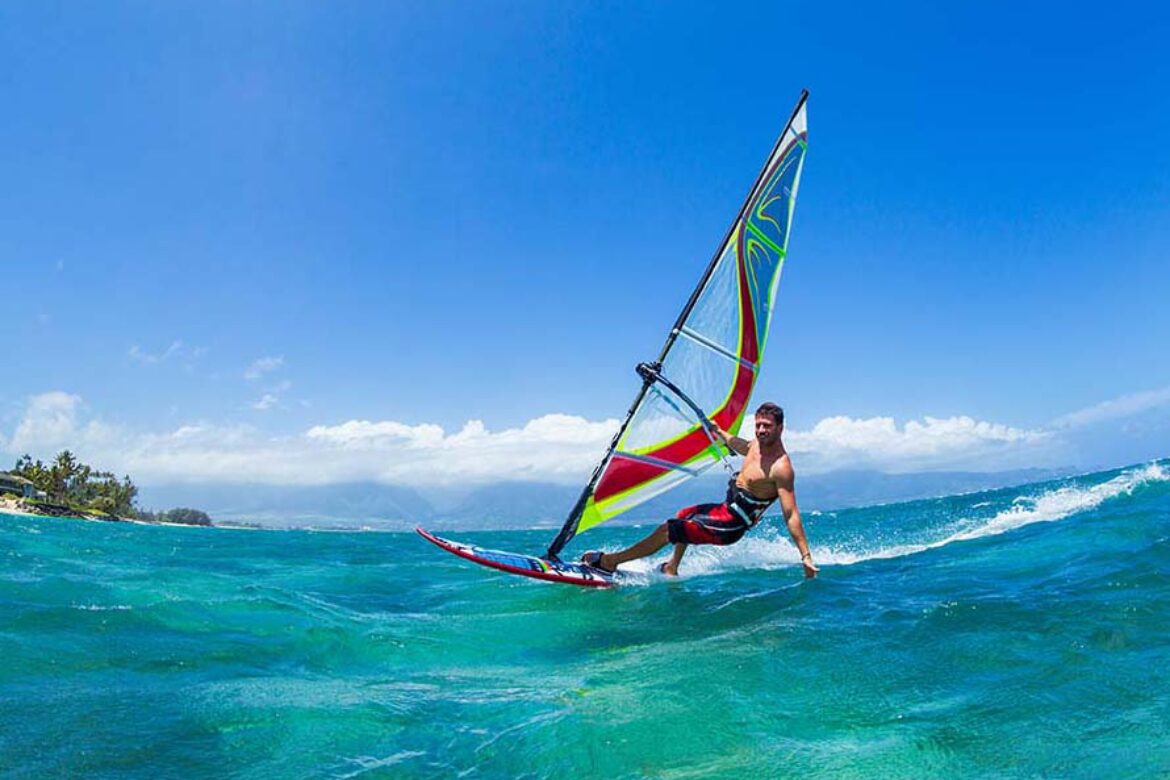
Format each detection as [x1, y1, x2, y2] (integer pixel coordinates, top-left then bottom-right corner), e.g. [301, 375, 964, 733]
[714, 426, 750, 457]
[775, 462, 818, 579]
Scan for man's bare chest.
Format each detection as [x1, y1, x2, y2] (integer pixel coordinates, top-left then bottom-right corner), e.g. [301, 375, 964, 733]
[738, 451, 783, 498]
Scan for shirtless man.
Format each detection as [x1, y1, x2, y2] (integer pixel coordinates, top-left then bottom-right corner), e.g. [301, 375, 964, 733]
[582, 402, 818, 578]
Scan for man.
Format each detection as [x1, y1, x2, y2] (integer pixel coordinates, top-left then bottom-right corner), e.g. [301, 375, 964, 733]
[582, 402, 818, 578]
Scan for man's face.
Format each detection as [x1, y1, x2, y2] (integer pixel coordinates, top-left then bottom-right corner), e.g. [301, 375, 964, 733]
[754, 414, 781, 445]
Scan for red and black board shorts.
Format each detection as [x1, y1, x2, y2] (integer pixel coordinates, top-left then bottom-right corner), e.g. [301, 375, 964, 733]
[666, 503, 749, 546]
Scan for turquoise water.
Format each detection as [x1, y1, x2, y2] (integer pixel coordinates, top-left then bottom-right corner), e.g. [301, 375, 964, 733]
[2, 461, 1168, 778]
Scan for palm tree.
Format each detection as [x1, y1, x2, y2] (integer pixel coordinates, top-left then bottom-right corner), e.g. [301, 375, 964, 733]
[49, 450, 79, 502]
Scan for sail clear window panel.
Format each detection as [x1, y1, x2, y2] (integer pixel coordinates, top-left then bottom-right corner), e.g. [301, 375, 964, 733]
[618, 335, 745, 454]
[619, 383, 706, 453]
[659, 332, 746, 415]
[681, 240, 741, 354]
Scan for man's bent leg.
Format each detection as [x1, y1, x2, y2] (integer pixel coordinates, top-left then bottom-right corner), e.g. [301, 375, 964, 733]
[597, 523, 671, 571]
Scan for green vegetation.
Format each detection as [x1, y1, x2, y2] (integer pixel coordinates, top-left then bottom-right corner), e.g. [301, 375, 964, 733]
[136, 507, 213, 526]
[10, 450, 213, 525]
[13, 451, 137, 517]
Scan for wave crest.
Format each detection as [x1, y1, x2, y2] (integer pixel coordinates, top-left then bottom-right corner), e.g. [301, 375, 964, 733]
[660, 461, 1169, 576]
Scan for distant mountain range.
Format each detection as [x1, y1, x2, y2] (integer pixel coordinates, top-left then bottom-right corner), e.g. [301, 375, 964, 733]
[138, 466, 1072, 530]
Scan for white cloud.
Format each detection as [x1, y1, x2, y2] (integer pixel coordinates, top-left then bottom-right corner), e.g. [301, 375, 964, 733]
[1, 386, 1162, 489]
[0, 394, 619, 486]
[4, 390, 114, 458]
[7, 392, 86, 454]
[786, 414, 1049, 473]
[128, 341, 205, 375]
[3, 400, 1048, 486]
[1051, 385, 1170, 430]
[252, 394, 279, 411]
[299, 414, 619, 484]
[251, 380, 293, 412]
[305, 419, 446, 447]
[129, 340, 185, 364]
[245, 356, 284, 381]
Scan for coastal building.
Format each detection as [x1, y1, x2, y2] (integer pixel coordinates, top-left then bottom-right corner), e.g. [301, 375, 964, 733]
[0, 472, 37, 499]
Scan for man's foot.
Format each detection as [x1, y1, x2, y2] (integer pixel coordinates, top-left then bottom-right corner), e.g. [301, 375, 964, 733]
[657, 561, 679, 577]
[581, 550, 616, 574]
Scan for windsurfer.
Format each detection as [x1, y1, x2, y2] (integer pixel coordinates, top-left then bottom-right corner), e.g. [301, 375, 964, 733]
[582, 402, 818, 578]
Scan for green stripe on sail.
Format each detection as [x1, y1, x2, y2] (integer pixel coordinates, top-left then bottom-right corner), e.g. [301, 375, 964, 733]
[745, 220, 786, 257]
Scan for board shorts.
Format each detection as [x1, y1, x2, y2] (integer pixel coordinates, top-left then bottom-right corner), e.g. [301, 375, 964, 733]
[667, 503, 749, 546]
[666, 480, 774, 546]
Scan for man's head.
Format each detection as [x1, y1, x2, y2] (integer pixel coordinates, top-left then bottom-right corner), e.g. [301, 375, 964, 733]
[754, 402, 784, 445]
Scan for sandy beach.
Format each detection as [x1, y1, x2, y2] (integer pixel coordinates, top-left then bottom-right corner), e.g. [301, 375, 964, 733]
[0, 496, 47, 520]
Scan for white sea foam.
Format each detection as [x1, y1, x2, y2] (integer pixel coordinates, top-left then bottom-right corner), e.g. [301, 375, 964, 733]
[617, 530, 808, 582]
[640, 461, 1169, 578]
[335, 751, 426, 779]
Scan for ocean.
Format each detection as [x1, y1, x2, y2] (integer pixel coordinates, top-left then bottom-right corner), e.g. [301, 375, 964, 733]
[1, 461, 1167, 778]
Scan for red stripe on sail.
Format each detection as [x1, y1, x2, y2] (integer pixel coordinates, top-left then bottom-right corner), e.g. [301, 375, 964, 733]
[593, 454, 669, 503]
[737, 222, 762, 366]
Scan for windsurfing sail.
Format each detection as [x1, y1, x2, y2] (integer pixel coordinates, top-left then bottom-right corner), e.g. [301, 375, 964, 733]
[547, 90, 809, 559]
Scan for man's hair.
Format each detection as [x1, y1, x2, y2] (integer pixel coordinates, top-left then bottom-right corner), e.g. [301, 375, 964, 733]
[755, 402, 784, 426]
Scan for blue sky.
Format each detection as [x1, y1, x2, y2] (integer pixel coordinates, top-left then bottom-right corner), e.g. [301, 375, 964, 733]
[2, 1, 1168, 488]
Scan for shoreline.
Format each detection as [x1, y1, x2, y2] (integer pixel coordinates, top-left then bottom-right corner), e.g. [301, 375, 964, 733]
[0, 499, 45, 520]
[0, 496, 201, 526]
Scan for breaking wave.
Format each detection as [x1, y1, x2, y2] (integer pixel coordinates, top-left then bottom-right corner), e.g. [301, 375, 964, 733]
[640, 460, 1169, 578]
